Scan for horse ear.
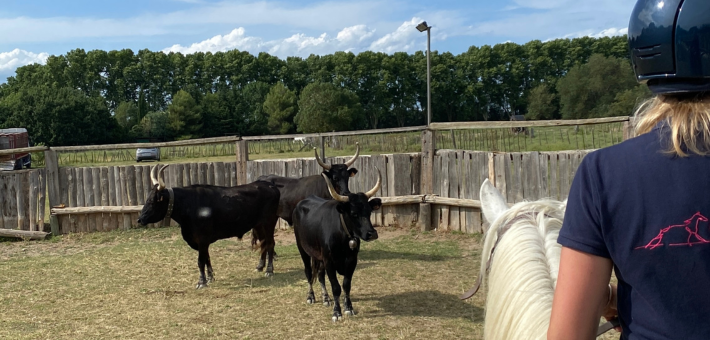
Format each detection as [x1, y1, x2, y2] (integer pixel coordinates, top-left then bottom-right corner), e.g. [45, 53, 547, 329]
[479, 179, 508, 225]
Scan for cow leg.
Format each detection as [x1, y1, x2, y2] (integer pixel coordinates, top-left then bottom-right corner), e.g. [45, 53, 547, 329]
[256, 250, 267, 272]
[318, 264, 331, 307]
[265, 247, 275, 277]
[196, 245, 210, 289]
[325, 263, 343, 321]
[342, 265, 356, 316]
[298, 245, 316, 304]
[206, 257, 215, 283]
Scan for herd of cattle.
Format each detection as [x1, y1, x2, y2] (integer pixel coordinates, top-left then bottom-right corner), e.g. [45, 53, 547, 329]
[136, 143, 383, 321]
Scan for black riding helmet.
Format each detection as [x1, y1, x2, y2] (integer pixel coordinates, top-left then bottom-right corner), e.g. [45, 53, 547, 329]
[629, 0, 710, 94]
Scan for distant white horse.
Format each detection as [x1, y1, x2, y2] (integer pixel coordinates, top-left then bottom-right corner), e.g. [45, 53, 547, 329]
[462, 179, 614, 340]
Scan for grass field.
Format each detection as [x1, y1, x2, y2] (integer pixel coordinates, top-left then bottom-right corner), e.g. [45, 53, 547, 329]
[0, 226, 621, 340]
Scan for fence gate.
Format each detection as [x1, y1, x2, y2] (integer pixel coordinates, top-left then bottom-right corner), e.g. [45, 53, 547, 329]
[0, 169, 47, 232]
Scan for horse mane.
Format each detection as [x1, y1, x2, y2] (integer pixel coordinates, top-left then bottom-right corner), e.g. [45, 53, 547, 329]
[479, 199, 566, 340]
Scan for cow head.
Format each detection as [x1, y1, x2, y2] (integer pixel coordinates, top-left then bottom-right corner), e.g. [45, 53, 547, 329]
[322, 167, 382, 242]
[137, 165, 171, 225]
[315, 142, 360, 195]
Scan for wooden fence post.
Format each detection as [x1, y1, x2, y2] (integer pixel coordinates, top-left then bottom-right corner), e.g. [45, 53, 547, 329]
[419, 129, 435, 231]
[45, 149, 60, 209]
[235, 139, 248, 185]
[319, 135, 326, 160]
[623, 120, 635, 140]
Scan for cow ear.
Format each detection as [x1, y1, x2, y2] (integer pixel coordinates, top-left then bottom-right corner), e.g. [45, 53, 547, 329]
[369, 198, 382, 211]
[348, 168, 358, 177]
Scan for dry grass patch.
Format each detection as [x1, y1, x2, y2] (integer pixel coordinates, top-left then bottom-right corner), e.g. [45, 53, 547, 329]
[0, 227, 489, 340]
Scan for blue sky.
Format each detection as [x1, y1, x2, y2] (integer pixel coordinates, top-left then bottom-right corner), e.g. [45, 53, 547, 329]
[0, 0, 637, 81]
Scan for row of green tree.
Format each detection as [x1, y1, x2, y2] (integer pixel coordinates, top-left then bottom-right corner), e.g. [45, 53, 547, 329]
[0, 35, 650, 146]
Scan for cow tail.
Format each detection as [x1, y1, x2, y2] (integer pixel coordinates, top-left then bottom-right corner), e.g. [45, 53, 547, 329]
[310, 258, 322, 285]
[251, 229, 260, 252]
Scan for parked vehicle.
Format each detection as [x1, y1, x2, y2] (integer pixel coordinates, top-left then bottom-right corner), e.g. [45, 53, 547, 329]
[0, 128, 31, 171]
[136, 147, 160, 162]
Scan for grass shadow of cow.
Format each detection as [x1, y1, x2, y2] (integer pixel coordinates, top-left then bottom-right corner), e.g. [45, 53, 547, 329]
[359, 290, 483, 319]
[358, 249, 455, 262]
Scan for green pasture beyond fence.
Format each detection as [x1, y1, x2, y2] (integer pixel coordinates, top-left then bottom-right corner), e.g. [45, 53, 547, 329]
[24, 120, 628, 168]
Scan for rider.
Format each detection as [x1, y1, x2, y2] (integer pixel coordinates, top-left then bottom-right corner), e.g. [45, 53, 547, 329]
[549, 0, 710, 339]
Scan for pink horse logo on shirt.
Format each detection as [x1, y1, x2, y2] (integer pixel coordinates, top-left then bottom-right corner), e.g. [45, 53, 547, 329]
[636, 212, 710, 250]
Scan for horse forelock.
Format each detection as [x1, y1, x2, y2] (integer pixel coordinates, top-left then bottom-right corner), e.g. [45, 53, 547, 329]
[479, 199, 565, 340]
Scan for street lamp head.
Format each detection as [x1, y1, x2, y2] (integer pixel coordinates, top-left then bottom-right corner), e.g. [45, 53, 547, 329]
[416, 21, 430, 32]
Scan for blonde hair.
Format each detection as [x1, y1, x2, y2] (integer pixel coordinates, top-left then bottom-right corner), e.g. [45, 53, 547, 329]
[634, 94, 710, 156]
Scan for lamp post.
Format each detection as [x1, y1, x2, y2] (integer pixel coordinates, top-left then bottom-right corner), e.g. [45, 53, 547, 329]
[416, 21, 432, 126]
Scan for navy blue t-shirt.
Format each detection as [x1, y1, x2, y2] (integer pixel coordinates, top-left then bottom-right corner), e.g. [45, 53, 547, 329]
[559, 124, 710, 340]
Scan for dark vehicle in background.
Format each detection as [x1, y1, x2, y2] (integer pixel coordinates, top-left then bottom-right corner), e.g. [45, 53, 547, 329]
[0, 128, 31, 171]
[136, 147, 160, 162]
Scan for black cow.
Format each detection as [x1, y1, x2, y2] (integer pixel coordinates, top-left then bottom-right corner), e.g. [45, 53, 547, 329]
[293, 169, 382, 321]
[137, 165, 280, 288]
[257, 143, 360, 226]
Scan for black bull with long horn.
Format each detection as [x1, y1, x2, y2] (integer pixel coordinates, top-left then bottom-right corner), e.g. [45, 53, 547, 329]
[257, 142, 361, 226]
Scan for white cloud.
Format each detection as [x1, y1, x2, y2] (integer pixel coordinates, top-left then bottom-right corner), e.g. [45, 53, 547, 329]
[164, 23, 405, 58]
[0, 48, 48, 82]
[163, 28, 263, 54]
[0, 48, 48, 72]
[369, 17, 422, 54]
[0, 1, 389, 44]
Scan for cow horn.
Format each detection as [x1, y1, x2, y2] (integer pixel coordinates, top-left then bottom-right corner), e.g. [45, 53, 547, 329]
[365, 168, 382, 198]
[157, 165, 169, 190]
[322, 173, 348, 202]
[150, 165, 159, 186]
[314, 147, 331, 170]
[344, 142, 360, 167]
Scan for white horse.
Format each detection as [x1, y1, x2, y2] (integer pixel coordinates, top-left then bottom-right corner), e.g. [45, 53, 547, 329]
[462, 179, 613, 340]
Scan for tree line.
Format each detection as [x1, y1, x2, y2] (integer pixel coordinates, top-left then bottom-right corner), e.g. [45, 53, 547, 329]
[0, 35, 650, 146]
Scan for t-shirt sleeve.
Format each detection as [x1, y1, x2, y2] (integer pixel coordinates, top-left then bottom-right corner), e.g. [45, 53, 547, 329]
[558, 154, 610, 258]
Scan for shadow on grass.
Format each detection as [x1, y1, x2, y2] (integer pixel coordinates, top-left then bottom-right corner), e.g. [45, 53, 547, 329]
[359, 249, 455, 262]
[361, 290, 482, 319]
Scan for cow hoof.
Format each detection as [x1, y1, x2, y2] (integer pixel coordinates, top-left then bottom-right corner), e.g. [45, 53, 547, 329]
[255, 267, 264, 272]
[307, 298, 315, 304]
[323, 301, 330, 307]
[207, 276, 215, 283]
[344, 310, 355, 316]
[332, 316, 340, 322]
[195, 282, 208, 289]
[264, 271, 274, 277]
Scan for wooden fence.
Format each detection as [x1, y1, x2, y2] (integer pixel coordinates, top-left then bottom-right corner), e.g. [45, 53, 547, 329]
[0, 169, 46, 232]
[0, 117, 631, 237]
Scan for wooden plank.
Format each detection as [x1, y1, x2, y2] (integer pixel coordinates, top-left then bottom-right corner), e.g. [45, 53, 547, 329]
[549, 153, 559, 200]
[235, 140, 248, 185]
[242, 125, 426, 141]
[198, 163, 208, 185]
[207, 162, 215, 185]
[505, 153, 515, 202]
[512, 153, 523, 203]
[44, 150, 61, 209]
[119, 167, 131, 230]
[38, 169, 46, 231]
[29, 171, 38, 231]
[51, 136, 241, 152]
[0, 145, 48, 156]
[439, 151, 450, 231]
[429, 116, 630, 130]
[539, 153, 549, 198]
[16, 173, 27, 230]
[142, 165, 152, 196]
[529, 151, 541, 200]
[0, 175, 6, 229]
[559, 153, 570, 200]
[183, 163, 192, 186]
[75, 168, 85, 233]
[449, 151, 460, 231]
[126, 166, 137, 206]
[215, 162, 225, 186]
[190, 163, 199, 185]
[494, 153, 507, 202]
[410, 153, 421, 195]
[0, 228, 48, 240]
[92, 167, 102, 231]
[100, 167, 110, 232]
[420, 130, 435, 195]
